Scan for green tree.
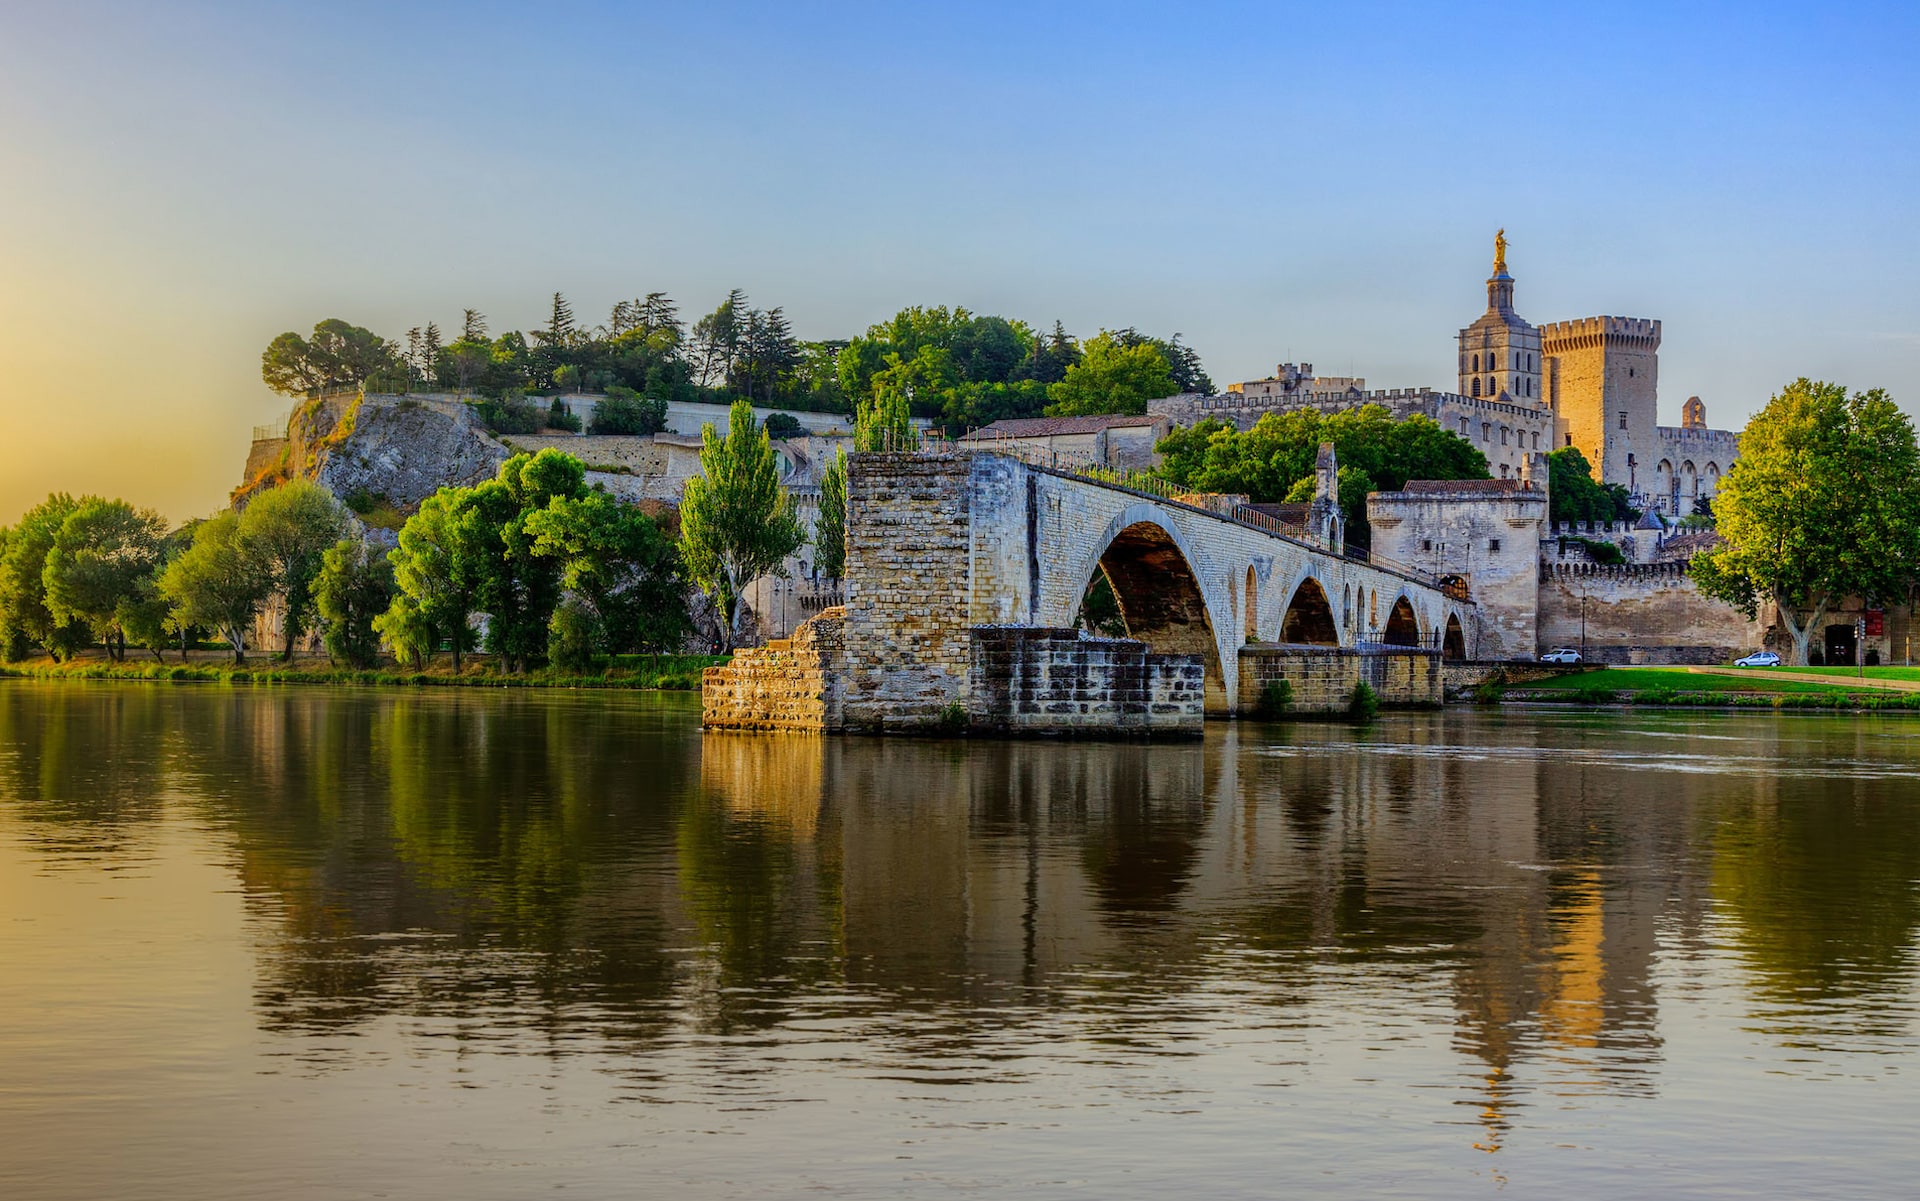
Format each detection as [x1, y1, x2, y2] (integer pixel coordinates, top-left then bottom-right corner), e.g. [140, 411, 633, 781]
[814, 448, 848, 581]
[1043, 331, 1178, 416]
[1691, 379, 1920, 664]
[680, 399, 806, 648]
[589, 386, 669, 435]
[43, 499, 169, 661]
[1546, 447, 1637, 524]
[380, 488, 481, 671]
[159, 511, 272, 662]
[525, 491, 689, 658]
[240, 480, 348, 659]
[315, 538, 394, 668]
[854, 386, 915, 451]
[1156, 406, 1488, 543]
[261, 319, 402, 396]
[463, 450, 593, 672]
[0, 494, 93, 660]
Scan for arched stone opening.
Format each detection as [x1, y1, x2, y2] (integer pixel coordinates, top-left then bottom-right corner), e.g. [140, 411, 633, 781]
[1281, 577, 1339, 646]
[1383, 596, 1421, 647]
[1092, 520, 1227, 714]
[1443, 613, 1467, 661]
[1244, 566, 1259, 644]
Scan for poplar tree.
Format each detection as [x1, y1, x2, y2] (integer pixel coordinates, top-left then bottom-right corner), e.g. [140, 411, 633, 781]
[679, 399, 805, 649]
[814, 448, 848, 581]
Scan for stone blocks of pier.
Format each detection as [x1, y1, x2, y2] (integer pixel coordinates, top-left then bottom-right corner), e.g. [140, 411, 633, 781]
[1238, 645, 1442, 713]
[968, 628, 1204, 737]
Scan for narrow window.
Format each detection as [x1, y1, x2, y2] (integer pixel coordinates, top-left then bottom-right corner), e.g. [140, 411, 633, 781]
[1471, 378, 1481, 397]
[1482, 422, 1491, 440]
[1459, 416, 1469, 435]
[1488, 539, 1502, 553]
[1566, 434, 1573, 447]
[1422, 539, 1433, 552]
[1618, 411, 1628, 430]
[1501, 427, 1510, 445]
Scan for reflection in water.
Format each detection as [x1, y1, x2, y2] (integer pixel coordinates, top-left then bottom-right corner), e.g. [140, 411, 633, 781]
[3, 684, 1920, 1198]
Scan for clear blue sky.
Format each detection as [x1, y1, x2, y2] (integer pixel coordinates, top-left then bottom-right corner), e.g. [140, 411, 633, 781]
[3, 0, 1916, 518]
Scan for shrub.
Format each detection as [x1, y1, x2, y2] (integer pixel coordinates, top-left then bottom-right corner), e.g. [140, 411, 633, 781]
[936, 701, 969, 734]
[1560, 535, 1625, 566]
[590, 386, 668, 436]
[1347, 680, 1380, 721]
[762, 412, 805, 441]
[545, 398, 583, 433]
[475, 394, 544, 435]
[548, 600, 597, 673]
[1255, 679, 1292, 718]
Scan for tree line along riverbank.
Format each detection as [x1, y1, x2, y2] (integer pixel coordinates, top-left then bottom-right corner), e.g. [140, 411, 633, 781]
[0, 650, 725, 691]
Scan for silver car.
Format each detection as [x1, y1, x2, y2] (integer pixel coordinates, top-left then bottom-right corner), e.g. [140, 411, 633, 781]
[1734, 651, 1782, 668]
[1540, 648, 1583, 664]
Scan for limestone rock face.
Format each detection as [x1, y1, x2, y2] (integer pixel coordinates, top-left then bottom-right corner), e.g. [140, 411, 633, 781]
[310, 398, 508, 515]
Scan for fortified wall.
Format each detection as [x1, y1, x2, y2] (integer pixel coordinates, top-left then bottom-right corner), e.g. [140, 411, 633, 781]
[1535, 561, 1764, 663]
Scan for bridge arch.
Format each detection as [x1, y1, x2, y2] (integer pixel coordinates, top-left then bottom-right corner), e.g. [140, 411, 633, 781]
[1383, 595, 1421, 647]
[1443, 612, 1467, 660]
[1281, 576, 1339, 645]
[1067, 507, 1233, 715]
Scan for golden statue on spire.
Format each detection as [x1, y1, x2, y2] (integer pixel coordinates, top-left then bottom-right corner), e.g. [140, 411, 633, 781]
[1494, 228, 1509, 274]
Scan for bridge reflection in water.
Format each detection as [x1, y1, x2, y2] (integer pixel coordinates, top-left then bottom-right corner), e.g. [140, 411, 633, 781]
[4, 684, 1920, 1187]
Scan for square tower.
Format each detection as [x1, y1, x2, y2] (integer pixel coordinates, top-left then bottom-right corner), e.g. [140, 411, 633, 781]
[1537, 316, 1661, 494]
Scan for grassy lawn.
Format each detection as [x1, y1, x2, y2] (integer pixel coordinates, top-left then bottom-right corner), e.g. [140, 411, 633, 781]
[1766, 665, 1920, 681]
[1526, 668, 1857, 696]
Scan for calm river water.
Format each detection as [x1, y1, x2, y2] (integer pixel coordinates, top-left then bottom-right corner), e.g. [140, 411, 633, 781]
[2, 683, 1917, 1199]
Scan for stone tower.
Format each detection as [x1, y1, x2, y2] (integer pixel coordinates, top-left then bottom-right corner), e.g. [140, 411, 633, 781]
[1537, 315, 1662, 494]
[1457, 230, 1543, 403]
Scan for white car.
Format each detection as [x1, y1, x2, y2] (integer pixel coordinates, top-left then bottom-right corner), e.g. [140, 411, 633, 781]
[1734, 651, 1782, 668]
[1540, 648, 1583, 664]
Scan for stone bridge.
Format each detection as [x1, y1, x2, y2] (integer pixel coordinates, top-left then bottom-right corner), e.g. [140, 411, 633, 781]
[707, 449, 1474, 736]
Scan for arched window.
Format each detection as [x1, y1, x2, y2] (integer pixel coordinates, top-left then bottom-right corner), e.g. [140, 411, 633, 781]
[1472, 354, 1480, 372]
[1471, 377, 1481, 397]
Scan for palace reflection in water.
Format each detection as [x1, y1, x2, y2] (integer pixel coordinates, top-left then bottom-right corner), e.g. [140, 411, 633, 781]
[3, 683, 1918, 1197]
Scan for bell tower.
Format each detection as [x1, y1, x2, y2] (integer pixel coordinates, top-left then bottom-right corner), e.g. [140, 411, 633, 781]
[1457, 230, 1543, 404]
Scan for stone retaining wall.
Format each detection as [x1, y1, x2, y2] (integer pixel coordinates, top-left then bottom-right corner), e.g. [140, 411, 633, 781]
[968, 628, 1204, 737]
[1237, 645, 1442, 712]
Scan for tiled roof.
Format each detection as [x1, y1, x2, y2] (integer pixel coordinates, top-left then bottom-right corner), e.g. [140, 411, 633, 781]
[959, 414, 1164, 439]
[1400, 478, 1534, 494]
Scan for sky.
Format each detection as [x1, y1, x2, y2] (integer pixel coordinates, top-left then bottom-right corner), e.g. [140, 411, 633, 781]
[2, 0, 1917, 522]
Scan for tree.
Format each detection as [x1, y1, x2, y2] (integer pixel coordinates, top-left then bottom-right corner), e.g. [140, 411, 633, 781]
[260, 319, 401, 396]
[315, 539, 394, 668]
[815, 448, 848, 580]
[0, 494, 90, 660]
[1155, 405, 1489, 543]
[525, 491, 689, 659]
[1691, 379, 1920, 665]
[43, 499, 169, 661]
[679, 399, 806, 648]
[692, 289, 747, 389]
[762, 413, 805, 441]
[380, 487, 481, 671]
[160, 511, 272, 662]
[591, 386, 669, 435]
[1043, 331, 1178, 416]
[462, 450, 593, 672]
[854, 386, 915, 451]
[240, 480, 348, 659]
[1546, 448, 1637, 524]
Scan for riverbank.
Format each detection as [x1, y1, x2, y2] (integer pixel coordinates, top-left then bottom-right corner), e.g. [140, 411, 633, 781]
[1499, 665, 1920, 711]
[0, 650, 728, 691]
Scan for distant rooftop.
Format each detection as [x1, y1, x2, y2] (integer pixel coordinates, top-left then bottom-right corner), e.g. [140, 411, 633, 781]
[1399, 478, 1536, 495]
[960, 414, 1164, 440]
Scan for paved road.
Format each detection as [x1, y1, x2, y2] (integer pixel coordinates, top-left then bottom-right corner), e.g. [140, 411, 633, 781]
[1679, 665, 1920, 692]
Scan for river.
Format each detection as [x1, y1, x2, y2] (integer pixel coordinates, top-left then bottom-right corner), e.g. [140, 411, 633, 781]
[1, 682, 1916, 1198]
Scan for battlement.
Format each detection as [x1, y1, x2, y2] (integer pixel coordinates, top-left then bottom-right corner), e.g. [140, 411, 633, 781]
[1540, 560, 1691, 583]
[1171, 387, 1550, 423]
[1538, 315, 1662, 349]
[1657, 425, 1739, 446]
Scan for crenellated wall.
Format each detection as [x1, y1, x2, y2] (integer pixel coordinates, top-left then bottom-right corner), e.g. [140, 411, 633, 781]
[1535, 561, 1764, 661]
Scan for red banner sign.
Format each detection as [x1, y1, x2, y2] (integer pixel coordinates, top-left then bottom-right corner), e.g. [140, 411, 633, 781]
[1866, 609, 1885, 637]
